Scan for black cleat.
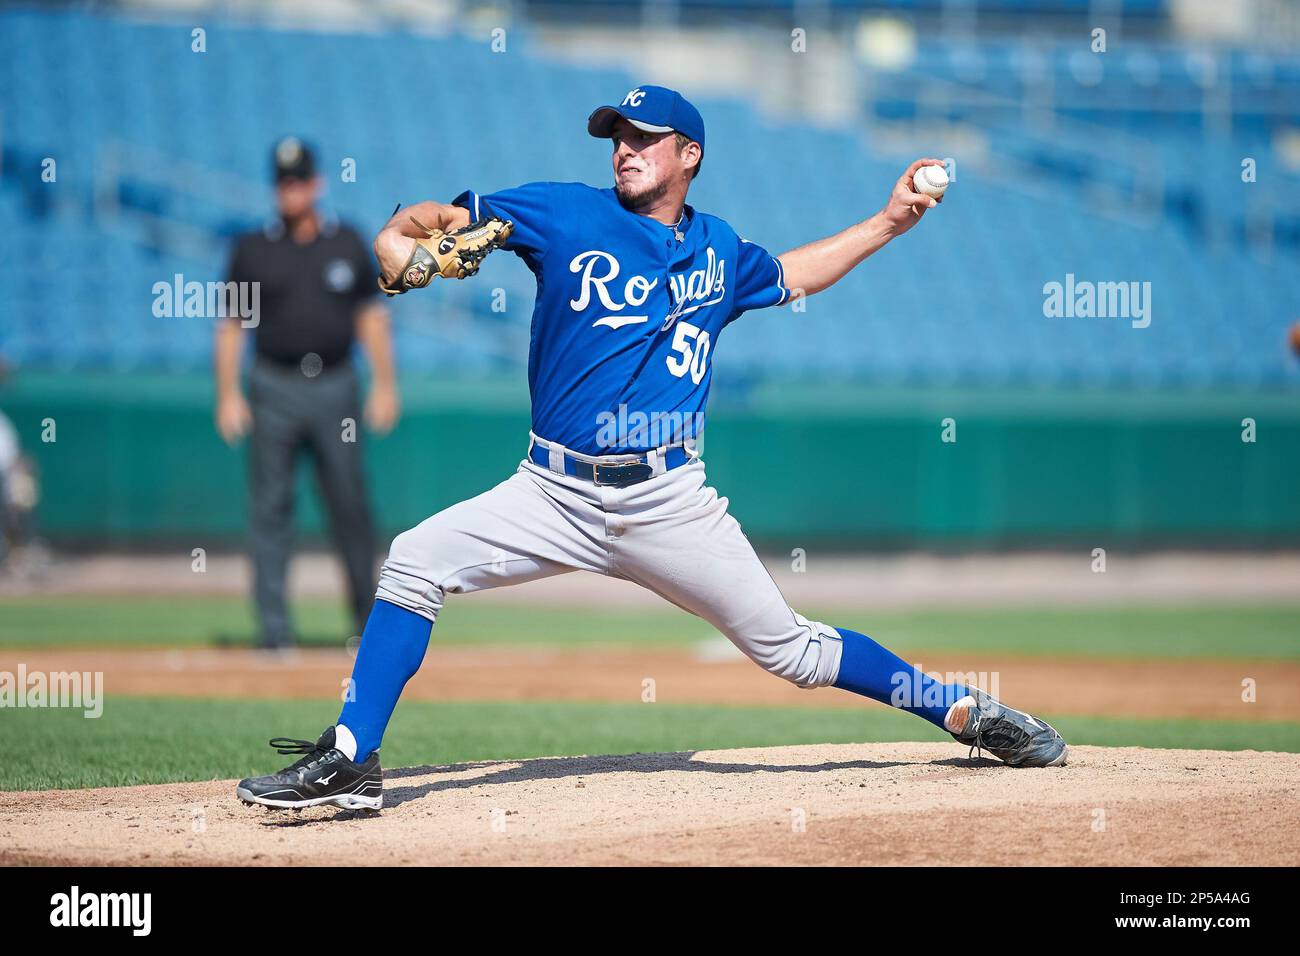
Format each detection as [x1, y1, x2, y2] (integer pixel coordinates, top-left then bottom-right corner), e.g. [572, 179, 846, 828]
[236, 726, 382, 810]
[949, 688, 1068, 768]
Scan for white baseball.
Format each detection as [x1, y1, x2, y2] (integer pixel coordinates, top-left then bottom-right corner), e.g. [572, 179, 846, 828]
[913, 164, 949, 199]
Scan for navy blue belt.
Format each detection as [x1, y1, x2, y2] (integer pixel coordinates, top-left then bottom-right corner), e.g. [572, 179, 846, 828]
[529, 441, 692, 488]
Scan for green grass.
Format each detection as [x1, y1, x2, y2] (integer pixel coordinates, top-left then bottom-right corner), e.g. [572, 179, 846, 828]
[3, 696, 1296, 791]
[1, 595, 1298, 660]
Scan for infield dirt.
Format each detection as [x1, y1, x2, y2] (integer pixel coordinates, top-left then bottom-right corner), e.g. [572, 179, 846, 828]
[2, 744, 1296, 866]
[3, 645, 1296, 721]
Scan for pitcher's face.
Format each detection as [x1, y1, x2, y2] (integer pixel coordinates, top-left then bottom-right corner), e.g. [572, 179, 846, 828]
[610, 119, 692, 209]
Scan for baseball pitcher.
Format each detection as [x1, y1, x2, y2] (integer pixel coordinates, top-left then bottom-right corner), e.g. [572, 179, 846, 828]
[237, 86, 1067, 812]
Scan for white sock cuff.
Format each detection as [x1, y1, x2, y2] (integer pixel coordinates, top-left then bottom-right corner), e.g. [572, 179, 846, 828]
[943, 695, 977, 734]
[334, 723, 359, 761]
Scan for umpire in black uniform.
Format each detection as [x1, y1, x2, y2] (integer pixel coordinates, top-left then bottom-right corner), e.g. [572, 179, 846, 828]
[214, 138, 399, 648]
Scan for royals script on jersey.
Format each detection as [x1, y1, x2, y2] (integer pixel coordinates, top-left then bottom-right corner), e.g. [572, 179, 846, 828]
[454, 182, 789, 455]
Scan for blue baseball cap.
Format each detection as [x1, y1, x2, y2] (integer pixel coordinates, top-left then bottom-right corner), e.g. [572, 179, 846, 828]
[587, 85, 706, 149]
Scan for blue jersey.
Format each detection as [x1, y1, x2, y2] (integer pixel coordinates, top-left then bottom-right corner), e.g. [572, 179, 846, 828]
[453, 182, 789, 455]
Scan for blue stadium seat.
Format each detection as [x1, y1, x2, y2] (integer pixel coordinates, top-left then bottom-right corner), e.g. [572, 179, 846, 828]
[1, 7, 1297, 390]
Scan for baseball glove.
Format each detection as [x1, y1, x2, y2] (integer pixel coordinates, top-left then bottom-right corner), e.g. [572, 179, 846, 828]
[378, 214, 514, 295]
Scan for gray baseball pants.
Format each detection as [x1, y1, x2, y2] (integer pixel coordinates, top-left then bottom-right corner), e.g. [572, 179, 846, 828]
[375, 439, 843, 688]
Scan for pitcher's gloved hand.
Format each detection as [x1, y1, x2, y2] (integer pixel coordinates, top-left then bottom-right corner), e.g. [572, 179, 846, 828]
[377, 215, 514, 295]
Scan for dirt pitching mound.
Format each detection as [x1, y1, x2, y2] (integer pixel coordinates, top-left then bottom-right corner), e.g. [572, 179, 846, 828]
[2, 744, 1296, 866]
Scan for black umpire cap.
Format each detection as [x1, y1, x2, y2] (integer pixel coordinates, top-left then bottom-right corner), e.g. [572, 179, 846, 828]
[273, 136, 316, 182]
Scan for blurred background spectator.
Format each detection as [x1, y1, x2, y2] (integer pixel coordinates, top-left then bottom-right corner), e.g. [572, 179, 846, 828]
[215, 137, 394, 648]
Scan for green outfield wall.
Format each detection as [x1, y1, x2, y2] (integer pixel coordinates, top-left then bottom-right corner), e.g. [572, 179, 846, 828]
[3, 373, 1298, 548]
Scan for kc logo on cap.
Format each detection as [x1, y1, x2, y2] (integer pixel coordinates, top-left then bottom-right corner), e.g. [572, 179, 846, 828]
[588, 84, 706, 150]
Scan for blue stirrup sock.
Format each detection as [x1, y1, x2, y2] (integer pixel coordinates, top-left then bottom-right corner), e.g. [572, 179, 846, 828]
[337, 599, 433, 762]
[832, 627, 969, 730]
[335, 611, 962, 760]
